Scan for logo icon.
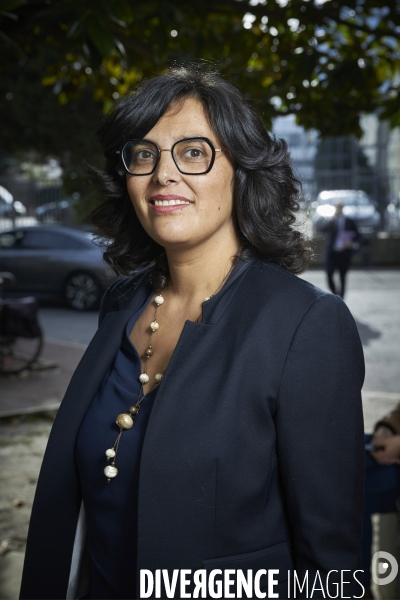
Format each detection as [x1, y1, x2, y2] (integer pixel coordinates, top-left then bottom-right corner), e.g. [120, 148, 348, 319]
[372, 551, 398, 586]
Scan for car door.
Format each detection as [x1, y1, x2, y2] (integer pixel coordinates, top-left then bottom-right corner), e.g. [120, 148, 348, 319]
[0, 229, 82, 294]
[0, 230, 26, 292]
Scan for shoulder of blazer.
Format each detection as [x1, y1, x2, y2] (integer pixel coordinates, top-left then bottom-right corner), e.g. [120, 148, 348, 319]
[250, 259, 328, 306]
[252, 260, 363, 393]
[98, 269, 151, 326]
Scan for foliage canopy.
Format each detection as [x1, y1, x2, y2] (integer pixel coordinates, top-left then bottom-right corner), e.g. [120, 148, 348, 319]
[1, 0, 399, 172]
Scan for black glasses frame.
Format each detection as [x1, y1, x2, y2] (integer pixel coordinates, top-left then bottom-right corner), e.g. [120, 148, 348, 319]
[119, 136, 222, 176]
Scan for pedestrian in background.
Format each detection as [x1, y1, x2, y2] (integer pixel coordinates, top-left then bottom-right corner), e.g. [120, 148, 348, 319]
[323, 202, 360, 298]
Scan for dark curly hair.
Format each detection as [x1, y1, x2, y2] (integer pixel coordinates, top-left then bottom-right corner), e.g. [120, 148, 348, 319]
[90, 65, 311, 284]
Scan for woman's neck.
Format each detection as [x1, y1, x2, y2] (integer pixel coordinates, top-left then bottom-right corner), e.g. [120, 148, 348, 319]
[164, 236, 241, 302]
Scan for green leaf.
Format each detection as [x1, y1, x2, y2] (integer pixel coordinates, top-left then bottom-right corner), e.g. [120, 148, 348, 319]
[109, 0, 134, 25]
[87, 17, 115, 58]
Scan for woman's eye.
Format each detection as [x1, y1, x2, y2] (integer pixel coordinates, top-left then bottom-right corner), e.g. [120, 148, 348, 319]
[183, 148, 204, 159]
[136, 150, 155, 161]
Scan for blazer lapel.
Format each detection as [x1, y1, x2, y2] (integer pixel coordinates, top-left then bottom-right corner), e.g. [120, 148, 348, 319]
[54, 310, 133, 428]
[55, 278, 153, 433]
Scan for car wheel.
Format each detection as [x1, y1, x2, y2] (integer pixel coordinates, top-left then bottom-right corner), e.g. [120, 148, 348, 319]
[63, 272, 101, 311]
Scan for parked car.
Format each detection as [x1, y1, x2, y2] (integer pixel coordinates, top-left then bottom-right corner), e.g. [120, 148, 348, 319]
[0, 226, 119, 310]
[0, 185, 27, 218]
[311, 189, 381, 237]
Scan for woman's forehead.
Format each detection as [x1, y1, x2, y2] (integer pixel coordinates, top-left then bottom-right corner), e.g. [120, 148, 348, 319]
[144, 97, 216, 141]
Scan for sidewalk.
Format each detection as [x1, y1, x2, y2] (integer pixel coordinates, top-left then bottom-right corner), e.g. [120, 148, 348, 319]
[0, 340, 85, 418]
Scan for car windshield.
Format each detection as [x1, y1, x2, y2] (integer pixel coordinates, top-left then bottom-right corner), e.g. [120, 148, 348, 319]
[319, 194, 370, 206]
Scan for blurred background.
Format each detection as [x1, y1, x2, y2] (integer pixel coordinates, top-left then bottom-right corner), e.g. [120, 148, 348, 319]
[0, 0, 399, 598]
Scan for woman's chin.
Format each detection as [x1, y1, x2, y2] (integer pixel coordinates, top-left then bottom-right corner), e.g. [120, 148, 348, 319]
[155, 236, 198, 252]
[147, 224, 199, 249]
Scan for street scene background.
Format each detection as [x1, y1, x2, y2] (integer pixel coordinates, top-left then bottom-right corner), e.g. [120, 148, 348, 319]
[1, 1, 400, 598]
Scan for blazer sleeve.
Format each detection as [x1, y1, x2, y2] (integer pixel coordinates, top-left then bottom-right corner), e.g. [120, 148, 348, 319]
[275, 293, 365, 598]
[97, 270, 150, 326]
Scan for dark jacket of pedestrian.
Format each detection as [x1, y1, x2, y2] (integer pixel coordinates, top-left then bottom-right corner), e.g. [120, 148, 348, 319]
[322, 216, 360, 256]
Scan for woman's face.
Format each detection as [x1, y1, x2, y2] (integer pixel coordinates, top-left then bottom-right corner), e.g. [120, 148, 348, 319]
[126, 97, 237, 252]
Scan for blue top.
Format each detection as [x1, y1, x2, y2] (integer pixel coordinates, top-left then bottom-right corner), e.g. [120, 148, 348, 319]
[76, 290, 156, 599]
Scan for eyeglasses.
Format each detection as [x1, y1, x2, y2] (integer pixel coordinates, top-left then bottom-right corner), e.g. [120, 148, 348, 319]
[119, 137, 223, 176]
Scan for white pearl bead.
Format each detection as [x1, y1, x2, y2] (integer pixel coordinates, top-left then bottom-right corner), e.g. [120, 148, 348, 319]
[155, 373, 164, 383]
[139, 373, 149, 384]
[104, 465, 118, 478]
[150, 321, 159, 331]
[204, 296, 211, 301]
[155, 295, 164, 305]
[105, 448, 115, 458]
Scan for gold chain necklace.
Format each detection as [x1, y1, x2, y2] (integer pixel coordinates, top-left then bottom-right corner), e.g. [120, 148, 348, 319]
[103, 260, 237, 482]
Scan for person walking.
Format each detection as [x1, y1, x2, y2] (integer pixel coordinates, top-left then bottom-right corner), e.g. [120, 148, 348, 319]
[323, 202, 360, 298]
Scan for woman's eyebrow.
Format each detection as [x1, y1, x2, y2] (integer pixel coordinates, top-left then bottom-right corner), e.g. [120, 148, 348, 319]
[173, 134, 208, 141]
[143, 134, 217, 146]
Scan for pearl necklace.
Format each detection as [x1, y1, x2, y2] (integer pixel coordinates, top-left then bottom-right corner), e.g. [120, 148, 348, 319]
[103, 259, 238, 482]
[104, 291, 166, 482]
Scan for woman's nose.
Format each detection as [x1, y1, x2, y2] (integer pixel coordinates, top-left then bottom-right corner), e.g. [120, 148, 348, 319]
[152, 150, 181, 185]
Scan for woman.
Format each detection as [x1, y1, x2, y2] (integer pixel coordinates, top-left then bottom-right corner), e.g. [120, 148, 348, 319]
[20, 66, 365, 600]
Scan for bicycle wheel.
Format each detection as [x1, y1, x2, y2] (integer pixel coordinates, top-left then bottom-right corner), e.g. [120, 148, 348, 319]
[0, 332, 43, 374]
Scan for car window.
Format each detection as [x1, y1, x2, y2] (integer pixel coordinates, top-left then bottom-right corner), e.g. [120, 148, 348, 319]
[56, 235, 88, 250]
[18, 230, 87, 250]
[63, 237, 88, 250]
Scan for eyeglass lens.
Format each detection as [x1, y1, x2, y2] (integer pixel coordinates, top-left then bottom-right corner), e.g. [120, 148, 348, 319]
[122, 138, 214, 174]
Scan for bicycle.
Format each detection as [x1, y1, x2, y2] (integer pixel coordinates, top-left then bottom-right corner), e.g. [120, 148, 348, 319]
[0, 272, 43, 374]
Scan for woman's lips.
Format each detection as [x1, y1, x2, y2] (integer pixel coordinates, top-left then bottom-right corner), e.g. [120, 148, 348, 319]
[149, 195, 193, 213]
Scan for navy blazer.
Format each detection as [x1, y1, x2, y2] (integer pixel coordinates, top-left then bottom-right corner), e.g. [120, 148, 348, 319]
[20, 259, 365, 599]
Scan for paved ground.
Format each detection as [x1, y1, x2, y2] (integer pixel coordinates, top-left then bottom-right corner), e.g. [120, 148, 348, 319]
[0, 416, 53, 600]
[37, 306, 98, 347]
[0, 341, 85, 417]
